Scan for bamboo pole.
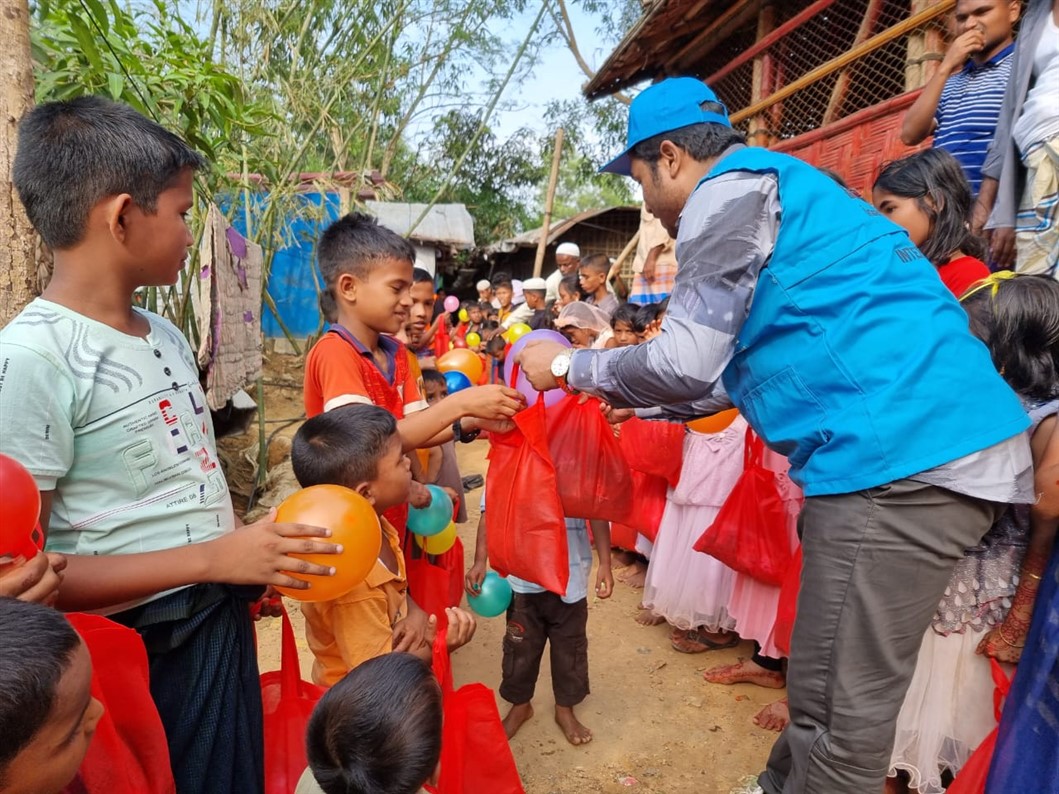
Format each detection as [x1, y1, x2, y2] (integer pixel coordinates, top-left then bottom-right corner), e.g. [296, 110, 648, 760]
[533, 127, 564, 279]
[748, 4, 775, 148]
[730, 0, 955, 126]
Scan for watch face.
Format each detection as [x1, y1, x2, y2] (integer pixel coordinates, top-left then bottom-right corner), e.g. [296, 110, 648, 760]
[551, 352, 570, 378]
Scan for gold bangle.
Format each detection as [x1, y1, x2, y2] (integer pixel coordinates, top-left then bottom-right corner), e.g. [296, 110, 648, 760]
[1024, 571, 1042, 581]
[997, 624, 1026, 649]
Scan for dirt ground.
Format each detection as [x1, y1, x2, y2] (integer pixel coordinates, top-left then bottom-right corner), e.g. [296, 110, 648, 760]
[248, 353, 777, 794]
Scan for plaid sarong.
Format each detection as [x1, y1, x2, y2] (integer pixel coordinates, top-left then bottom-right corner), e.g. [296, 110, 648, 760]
[112, 584, 265, 794]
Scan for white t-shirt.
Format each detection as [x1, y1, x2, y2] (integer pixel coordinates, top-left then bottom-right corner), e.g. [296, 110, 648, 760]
[0, 300, 233, 604]
[1013, 10, 1059, 153]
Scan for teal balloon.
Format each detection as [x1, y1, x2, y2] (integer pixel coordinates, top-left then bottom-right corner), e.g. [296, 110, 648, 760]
[408, 484, 453, 537]
[444, 370, 472, 393]
[467, 571, 513, 618]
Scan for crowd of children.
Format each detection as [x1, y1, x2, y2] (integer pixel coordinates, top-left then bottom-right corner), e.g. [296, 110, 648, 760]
[0, 46, 1058, 794]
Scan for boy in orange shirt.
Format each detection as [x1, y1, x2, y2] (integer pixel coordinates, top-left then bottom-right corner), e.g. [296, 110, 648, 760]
[291, 404, 476, 685]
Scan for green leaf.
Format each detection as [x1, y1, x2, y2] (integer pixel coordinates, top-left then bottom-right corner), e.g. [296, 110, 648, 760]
[67, 15, 104, 73]
[106, 71, 123, 99]
[81, 0, 108, 34]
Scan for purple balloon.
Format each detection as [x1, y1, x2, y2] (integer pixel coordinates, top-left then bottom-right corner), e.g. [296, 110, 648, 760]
[443, 295, 460, 312]
[504, 328, 571, 407]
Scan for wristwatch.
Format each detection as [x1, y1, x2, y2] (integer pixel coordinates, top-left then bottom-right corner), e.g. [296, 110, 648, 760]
[551, 350, 578, 395]
[452, 418, 481, 444]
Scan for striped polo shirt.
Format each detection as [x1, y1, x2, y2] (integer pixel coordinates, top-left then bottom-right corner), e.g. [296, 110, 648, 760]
[933, 42, 1015, 195]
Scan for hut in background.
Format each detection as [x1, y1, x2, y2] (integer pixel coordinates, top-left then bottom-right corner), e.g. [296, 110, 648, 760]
[585, 0, 954, 196]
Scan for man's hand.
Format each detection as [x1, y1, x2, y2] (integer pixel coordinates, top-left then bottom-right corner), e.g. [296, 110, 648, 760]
[600, 402, 635, 425]
[517, 341, 567, 392]
[251, 587, 284, 621]
[941, 28, 986, 76]
[0, 552, 66, 605]
[988, 227, 1017, 269]
[464, 416, 516, 435]
[392, 598, 430, 652]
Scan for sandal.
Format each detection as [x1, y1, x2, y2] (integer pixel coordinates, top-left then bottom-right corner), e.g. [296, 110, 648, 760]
[670, 628, 740, 654]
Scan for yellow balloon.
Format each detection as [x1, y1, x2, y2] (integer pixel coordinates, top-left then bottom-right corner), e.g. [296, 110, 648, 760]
[273, 485, 382, 602]
[506, 323, 532, 344]
[687, 408, 740, 434]
[415, 521, 458, 555]
[465, 332, 481, 348]
[458, 308, 469, 323]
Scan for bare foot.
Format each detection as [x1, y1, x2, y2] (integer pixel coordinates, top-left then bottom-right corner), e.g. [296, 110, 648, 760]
[670, 627, 739, 653]
[612, 548, 638, 568]
[554, 704, 593, 745]
[752, 698, 789, 732]
[635, 607, 666, 626]
[617, 560, 647, 589]
[503, 702, 534, 739]
[703, 658, 786, 689]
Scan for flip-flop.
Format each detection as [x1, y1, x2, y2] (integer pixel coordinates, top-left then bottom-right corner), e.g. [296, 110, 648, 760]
[671, 628, 740, 654]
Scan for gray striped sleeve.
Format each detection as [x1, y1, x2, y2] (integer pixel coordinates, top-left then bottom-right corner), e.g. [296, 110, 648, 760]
[569, 171, 779, 418]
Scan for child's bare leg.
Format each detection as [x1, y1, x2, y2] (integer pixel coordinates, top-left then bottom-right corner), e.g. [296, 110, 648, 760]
[502, 702, 534, 739]
[554, 704, 592, 745]
[616, 558, 647, 588]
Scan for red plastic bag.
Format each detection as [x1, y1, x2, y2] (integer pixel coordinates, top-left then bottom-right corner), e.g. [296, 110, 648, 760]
[773, 546, 802, 657]
[66, 614, 175, 794]
[694, 428, 794, 586]
[947, 660, 1012, 794]
[546, 393, 634, 523]
[261, 607, 326, 794]
[486, 394, 569, 595]
[425, 628, 524, 794]
[406, 537, 466, 631]
[622, 470, 670, 544]
[619, 417, 685, 487]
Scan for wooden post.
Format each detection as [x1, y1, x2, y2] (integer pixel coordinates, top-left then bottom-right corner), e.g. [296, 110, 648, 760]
[749, 4, 776, 148]
[533, 127, 564, 279]
[824, 0, 884, 124]
[0, 0, 38, 327]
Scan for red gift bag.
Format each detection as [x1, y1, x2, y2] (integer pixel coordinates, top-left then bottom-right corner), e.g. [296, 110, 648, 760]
[611, 470, 670, 549]
[486, 392, 569, 595]
[261, 607, 326, 794]
[619, 417, 685, 487]
[773, 546, 802, 657]
[947, 659, 1012, 794]
[546, 393, 634, 523]
[406, 537, 466, 631]
[425, 628, 525, 794]
[66, 614, 175, 794]
[693, 428, 794, 586]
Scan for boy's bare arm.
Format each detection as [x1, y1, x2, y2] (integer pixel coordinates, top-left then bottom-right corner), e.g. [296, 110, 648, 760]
[589, 519, 613, 599]
[41, 492, 342, 612]
[464, 511, 489, 595]
[397, 384, 524, 451]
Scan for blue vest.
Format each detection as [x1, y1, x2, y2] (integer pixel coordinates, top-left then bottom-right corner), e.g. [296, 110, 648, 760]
[707, 147, 1028, 496]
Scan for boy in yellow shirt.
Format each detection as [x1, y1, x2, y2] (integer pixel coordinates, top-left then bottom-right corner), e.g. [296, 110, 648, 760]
[291, 403, 476, 686]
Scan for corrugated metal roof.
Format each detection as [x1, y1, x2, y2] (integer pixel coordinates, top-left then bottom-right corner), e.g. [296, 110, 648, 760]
[365, 201, 476, 248]
[489, 205, 639, 253]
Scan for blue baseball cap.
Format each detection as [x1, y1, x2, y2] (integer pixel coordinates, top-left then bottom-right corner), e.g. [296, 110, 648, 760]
[600, 77, 731, 176]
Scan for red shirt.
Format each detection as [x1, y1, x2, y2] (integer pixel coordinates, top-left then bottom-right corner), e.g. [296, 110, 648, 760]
[937, 255, 990, 298]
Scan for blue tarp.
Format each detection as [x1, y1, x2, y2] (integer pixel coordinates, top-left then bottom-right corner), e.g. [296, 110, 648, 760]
[227, 191, 342, 339]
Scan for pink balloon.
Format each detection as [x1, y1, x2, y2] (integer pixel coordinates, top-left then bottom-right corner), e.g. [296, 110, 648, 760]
[443, 295, 460, 312]
[503, 328, 571, 408]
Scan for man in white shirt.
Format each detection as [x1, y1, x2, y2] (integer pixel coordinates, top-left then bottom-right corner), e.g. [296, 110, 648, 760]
[545, 242, 580, 302]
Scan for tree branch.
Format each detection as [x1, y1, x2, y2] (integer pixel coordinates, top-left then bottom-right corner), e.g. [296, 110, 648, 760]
[552, 0, 630, 105]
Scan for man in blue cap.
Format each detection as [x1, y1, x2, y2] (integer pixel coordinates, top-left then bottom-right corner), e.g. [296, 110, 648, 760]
[517, 77, 1032, 793]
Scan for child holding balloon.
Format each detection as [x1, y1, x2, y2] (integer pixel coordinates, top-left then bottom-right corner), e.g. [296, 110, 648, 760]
[291, 404, 477, 686]
[466, 492, 613, 746]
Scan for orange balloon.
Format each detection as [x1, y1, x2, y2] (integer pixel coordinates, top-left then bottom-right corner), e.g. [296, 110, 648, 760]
[436, 348, 484, 384]
[273, 485, 382, 602]
[414, 521, 457, 555]
[686, 408, 740, 434]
